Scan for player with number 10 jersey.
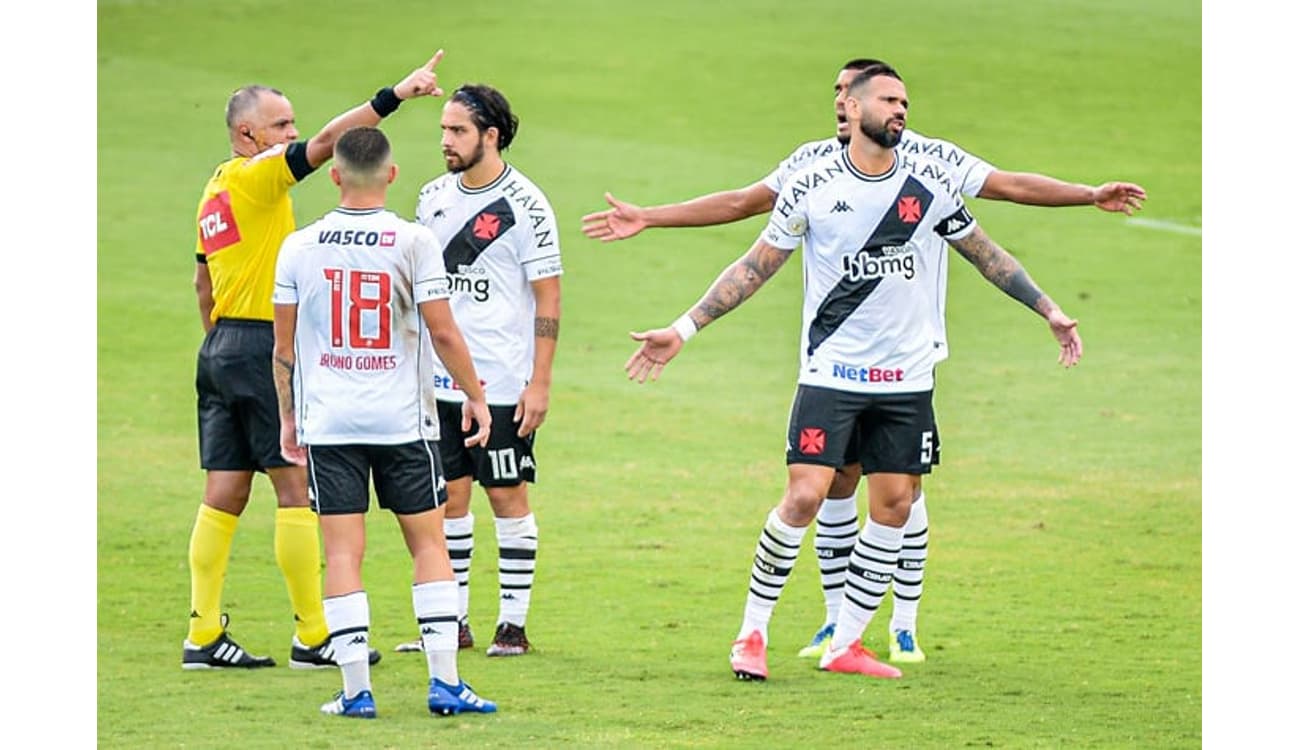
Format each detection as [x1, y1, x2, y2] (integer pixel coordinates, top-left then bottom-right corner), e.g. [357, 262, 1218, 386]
[414, 165, 562, 404]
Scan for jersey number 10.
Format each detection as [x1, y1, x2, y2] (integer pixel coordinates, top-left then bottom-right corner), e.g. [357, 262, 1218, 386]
[323, 268, 392, 349]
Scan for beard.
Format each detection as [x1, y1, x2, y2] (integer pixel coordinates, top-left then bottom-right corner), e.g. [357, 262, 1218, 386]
[859, 117, 902, 149]
[444, 138, 486, 173]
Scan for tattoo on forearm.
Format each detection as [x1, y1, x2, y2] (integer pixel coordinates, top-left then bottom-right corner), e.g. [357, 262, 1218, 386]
[952, 228, 1045, 311]
[696, 243, 790, 323]
[273, 355, 295, 417]
[535, 316, 559, 340]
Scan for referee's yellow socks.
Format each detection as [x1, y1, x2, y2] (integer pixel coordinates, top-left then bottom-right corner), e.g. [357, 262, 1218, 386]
[275, 507, 329, 646]
[187, 504, 238, 645]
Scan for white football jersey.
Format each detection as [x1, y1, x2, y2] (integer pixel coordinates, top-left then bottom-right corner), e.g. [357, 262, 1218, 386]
[762, 130, 997, 197]
[763, 150, 977, 395]
[273, 207, 450, 444]
[764, 132, 995, 363]
[414, 165, 562, 404]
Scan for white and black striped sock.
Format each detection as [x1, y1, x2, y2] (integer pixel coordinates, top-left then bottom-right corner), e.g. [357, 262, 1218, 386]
[324, 590, 371, 698]
[444, 513, 474, 620]
[830, 520, 903, 652]
[890, 494, 928, 634]
[738, 508, 808, 642]
[496, 513, 537, 627]
[814, 494, 858, 627]
[413, 579, 459, 685]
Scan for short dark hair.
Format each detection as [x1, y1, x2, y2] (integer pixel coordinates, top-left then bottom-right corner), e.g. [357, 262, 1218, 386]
[847, 63, 904, 95]
[225, 84, 283, 129]
[451, 84, 520, 151]
[335, 126, 391, 175]
[842, 58, 889, 72]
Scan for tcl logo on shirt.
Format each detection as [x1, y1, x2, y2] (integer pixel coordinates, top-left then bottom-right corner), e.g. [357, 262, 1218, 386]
[199, 191, 241, 255]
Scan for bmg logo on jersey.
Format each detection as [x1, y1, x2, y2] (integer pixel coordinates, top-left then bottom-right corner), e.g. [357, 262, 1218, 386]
[840, 245, 916, 281]
[449, 264, 491, 302]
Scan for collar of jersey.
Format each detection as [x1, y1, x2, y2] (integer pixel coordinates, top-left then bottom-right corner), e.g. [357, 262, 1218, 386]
[332, 207, 384, 215]
[456, 164, 512, 195]
[840, 150, 898, 182]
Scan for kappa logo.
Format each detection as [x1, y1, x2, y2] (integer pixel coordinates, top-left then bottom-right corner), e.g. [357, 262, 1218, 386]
[432, 209, 446, 219]
[422, 626, 440, 636]
[897, 196, 922, 223]
[348, 635, 367, 646]
[519, 456, 536, 470]
[831, 200, 853, 213]
[473, 212, 501, 240]
[799, 427, 826, 455]
[501, 593, 517, 601]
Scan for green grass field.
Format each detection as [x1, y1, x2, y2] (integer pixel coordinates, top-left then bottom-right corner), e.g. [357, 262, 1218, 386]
[98, 1, 1201, 746]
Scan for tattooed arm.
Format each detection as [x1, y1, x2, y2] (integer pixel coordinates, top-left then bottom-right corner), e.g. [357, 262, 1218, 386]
[271, 302, 307, 464]
[516, 276, 561, 437]
[625, 238, 793, 383]
[948, 226, 1083, 367]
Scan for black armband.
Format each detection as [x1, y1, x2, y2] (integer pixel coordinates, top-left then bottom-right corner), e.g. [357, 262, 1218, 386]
[369, 86, 401, 117]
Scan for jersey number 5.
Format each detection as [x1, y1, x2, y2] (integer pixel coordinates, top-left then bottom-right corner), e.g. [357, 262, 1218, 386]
[323, 268, 392, 349]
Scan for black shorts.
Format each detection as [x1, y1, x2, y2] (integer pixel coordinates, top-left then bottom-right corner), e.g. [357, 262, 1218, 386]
[306, 441, 448, 516]
[195, 319, 290, 472]
[785, 385, 938, 475]
[436, 400, 537, 486]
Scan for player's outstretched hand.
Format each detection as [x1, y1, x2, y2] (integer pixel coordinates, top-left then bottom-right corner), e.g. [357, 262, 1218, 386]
[514, 381, 550, 438]
[280, 419, 307, 466]
[394, 49, 446, 100]
[625, 327, 686, 383]
[1092, 181, 1146, 215]
[582, 192, 648, 242]
[461, 398, 492, 448]
[1047, 309, 1082, 368]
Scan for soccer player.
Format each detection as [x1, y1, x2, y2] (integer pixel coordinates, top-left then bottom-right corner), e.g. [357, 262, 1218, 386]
[393, 84, 561, 657]
[272, 126, 497, 718]
[184, 50, 445, 670]
[624, 64, 1083, 681]
[584, 57, 1142, 664]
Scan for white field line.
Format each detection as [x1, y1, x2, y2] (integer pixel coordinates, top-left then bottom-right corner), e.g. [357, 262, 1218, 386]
[1126, 217, 1202, 236]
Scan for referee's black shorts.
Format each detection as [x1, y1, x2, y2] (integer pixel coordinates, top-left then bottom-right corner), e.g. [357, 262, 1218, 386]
[195, 318, 291, 472]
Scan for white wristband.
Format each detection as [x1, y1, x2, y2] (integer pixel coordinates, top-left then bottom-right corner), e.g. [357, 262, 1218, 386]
[671, 314, 698, 343]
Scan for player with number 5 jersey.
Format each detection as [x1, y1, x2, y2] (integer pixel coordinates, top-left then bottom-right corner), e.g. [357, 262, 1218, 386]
[623, 64, 1083, 683]
[398, 83, 561, 658]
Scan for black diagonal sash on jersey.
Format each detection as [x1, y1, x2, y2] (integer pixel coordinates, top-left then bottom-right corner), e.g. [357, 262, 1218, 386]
[443, 197, 517, 270]
[806, 175, 934, 356]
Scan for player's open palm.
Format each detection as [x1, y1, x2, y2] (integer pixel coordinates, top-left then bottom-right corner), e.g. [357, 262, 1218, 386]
[1046, 309, 1082, 367]
[1092, 181, 1146, 215]
[582, 192, 647, 242]
[625, 327, 685, 383]
[514, 382, 550, 437]
[395, 49, 446, 100]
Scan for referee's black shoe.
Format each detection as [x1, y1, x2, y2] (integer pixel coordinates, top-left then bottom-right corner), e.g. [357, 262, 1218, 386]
[181, 615, 276, 670]
[289, 635, 382, 670]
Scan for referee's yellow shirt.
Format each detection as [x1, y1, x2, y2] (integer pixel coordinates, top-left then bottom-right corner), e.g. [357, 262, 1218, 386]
[193, 142, 313, 322]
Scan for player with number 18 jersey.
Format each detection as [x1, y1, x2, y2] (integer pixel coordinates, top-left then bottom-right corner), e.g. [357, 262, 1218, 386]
[273, 207, 450, 445]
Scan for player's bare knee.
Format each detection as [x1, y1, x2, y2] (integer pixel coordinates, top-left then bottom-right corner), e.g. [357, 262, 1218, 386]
[486, 484, 529, 518]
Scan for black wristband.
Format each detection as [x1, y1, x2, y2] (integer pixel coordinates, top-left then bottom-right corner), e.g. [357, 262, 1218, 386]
[369, 86, 401, 117]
